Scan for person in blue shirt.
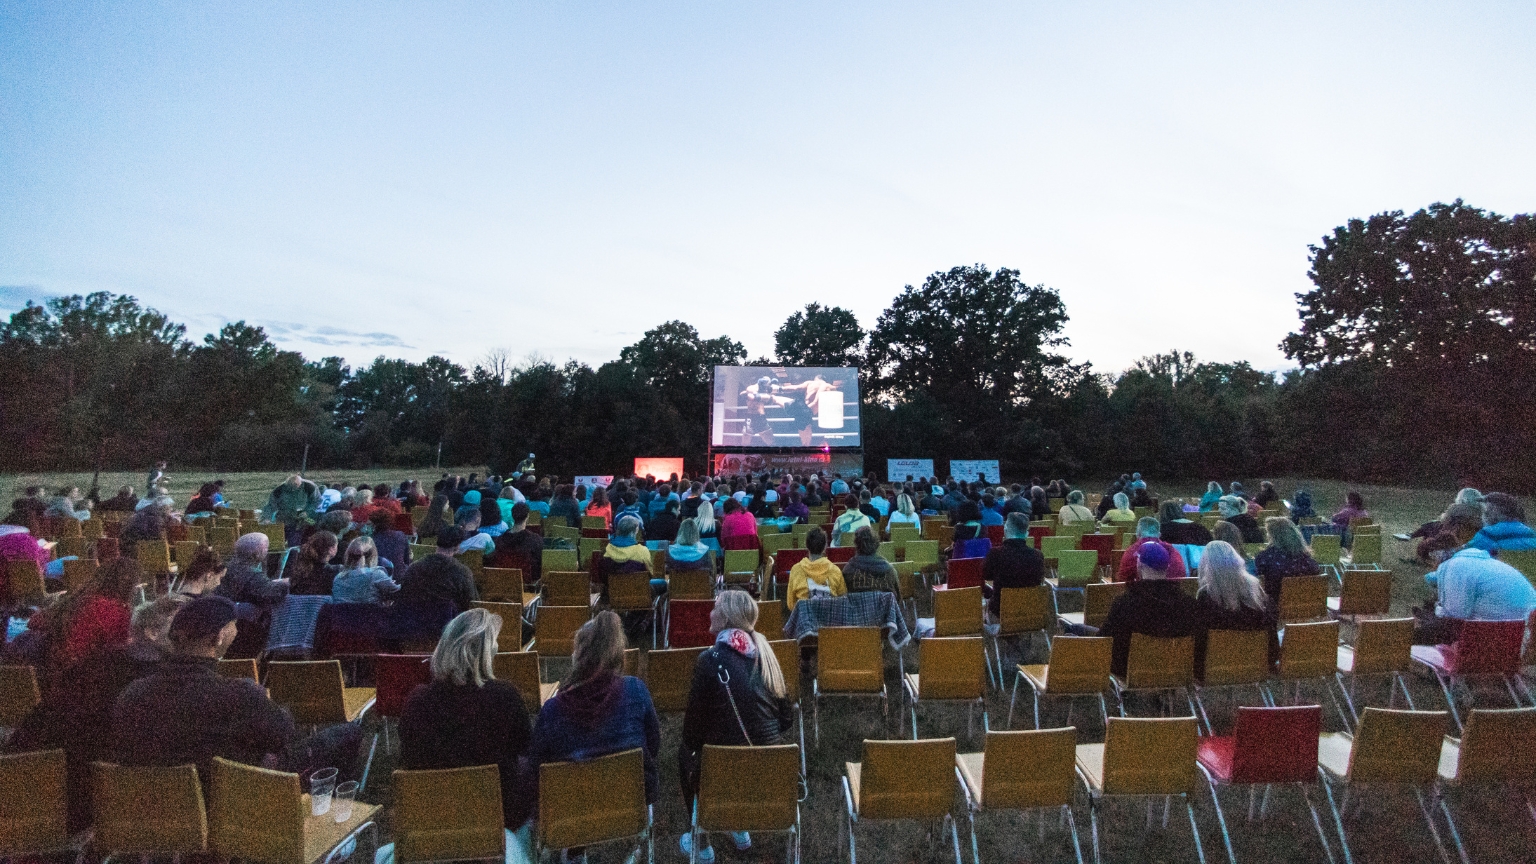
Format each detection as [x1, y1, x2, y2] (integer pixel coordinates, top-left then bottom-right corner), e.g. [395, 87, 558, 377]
[1467, 493, 1536, 553]
[1416, 505, 1536, 644]
[979, 494, 1005, 526]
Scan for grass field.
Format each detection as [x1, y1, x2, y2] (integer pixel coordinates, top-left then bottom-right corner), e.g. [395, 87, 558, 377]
[7, 470, 1532, 862]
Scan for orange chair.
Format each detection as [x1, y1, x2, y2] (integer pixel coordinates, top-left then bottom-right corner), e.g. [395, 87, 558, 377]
[1316, 707, 1453, 864]
[1277, 575, 1330, 623]
[1327, 569, 1393, 620]
[690, 744, 802, 864]
[814, 627, 888, 745]
[1193, 629, 1273, 735]
[1434, 707, 1536, 861]
[1057, 582, 1124, 631]
[1074, 717, 1203, 863]
[1008, 636, 1111, 731]
[956, 728, 1083, 864]
[537, 748, 652, 863]
[933, 586, 994, 688]
[1271, 620, 1346, 723]
[992, 585, 1052, 685]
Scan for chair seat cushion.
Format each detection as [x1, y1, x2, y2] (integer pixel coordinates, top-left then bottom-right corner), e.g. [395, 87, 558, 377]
[1196, 736, 1236, 782]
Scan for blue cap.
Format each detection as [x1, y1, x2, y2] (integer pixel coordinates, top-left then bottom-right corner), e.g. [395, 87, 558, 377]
[1138, 542, 1170, 573]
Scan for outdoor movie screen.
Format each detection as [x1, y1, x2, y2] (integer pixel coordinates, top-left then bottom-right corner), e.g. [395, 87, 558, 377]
[711, 366, 861, 449]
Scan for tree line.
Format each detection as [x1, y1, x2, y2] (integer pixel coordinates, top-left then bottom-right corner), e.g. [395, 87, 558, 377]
[3, 199, 1532, 490]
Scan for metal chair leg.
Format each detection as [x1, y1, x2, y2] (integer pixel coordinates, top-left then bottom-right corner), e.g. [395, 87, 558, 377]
[1007, 672, 1021, 728]
[1199, 767, 1237, 864]
[1185, 796, 1208, 864]
[1300, 782, 1339, 864]
[1063, 804, 1085, 864]
[1318, 769, 1355, 864]
[1436, 792, 1471, 864]
[1413, 787, 1454, 864]
[1088, 796, 1103, 864]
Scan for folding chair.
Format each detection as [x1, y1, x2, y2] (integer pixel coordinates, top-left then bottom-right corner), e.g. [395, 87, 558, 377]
[1009, 636, 1111, 731]
[1411, 618, 1527, 733]
[373, 654, 432, 753]
[1059, 582, 1125, 631]
[992, 585, 1052, 684]
[530, 606, 590, 674]
[91, 762, 207, 858]
[841, 738, 962, 864]
[945, 556, 984, 590]
[209, 756, 379, 864]
[815, 626, 888, 744]
[905, 636, 988, 739]
[956, 728, 1084, 864]
[1074, 716, 1205, 864]
[1434, 706, 1536, 862]
[1194, 629, 1274, 734]
[471, 601, 529, 652]
[1335, 617, 1416, 729]
[542, 571, 594, 608]
[1272, 620, 1346, 723]
[692, 744, 802, 864]
[767, 638, 809, 774]
[1316, 708, 1454, 864]
[537, 748, 652, 863]
[492, 651, 559, 714]
[1195, 706, 1336, 864]
[1111, 634, 1200, 720]
[0, 749, 85, 863]
[644, 646, 706, 713]
[392, 764, 504, 864]
[609, 571, 663, 648]
[666, 599, 714, 648]
[1277, 575, 1330, 623]
[1328, 569, 1392, 620]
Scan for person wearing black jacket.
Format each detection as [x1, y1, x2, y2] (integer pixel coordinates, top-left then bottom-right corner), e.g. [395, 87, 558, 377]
[843, 526, 899, 597]
[489, 503, 544, 582]
[1159, 501, 1214, 546]
[647, 499, 682, 544]
[678, 590, 794, 861]
[1219, 497, 1266, 544]
[1095, 543, 1203, 677]
[398, 527, 479, 613]
[981, 513, 1045, 616]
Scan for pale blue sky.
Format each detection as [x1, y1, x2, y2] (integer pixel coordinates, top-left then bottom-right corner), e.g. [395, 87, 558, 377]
[3, 1, 1533, 374]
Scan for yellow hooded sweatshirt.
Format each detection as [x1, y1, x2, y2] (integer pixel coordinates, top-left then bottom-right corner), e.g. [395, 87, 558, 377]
[786, 555, 847, 610]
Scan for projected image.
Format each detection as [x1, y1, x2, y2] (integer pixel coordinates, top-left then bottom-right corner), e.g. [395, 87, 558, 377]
[711, 366, 861, 448]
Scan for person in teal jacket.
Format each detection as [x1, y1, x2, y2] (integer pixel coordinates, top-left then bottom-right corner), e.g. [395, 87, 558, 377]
[1198, 481, 1223, 512]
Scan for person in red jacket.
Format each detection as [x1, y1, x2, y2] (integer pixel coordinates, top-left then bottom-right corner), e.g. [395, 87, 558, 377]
[31, 557, 144, 678]
[1116, 517, 1188, 583]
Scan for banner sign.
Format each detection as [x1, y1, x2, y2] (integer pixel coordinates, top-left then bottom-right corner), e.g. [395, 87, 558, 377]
[574, 475, 614, 490]
[886, 459, 934, 481]
[633, 458, 685, 479]
[712, 451, 864, 478]
[949, 460, 1002, 485]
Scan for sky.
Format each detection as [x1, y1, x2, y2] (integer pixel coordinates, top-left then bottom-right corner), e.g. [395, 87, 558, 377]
[3, 1, 1534, 377]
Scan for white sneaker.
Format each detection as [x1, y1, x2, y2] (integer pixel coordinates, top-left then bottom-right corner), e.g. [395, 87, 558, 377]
[679, 833, 715, 863]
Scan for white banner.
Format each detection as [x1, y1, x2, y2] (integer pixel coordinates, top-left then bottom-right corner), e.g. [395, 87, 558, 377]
[949, 460, 1002, 484]
[887, 459, 935, 481]
[575, 475, 614, 490]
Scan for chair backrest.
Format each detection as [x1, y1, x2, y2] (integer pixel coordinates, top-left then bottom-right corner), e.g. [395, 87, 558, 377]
[756, 599, 786, 638]
[1039, 535, 1077, 560]
[577, 538, 606, 568]
[1336, 569, 1392, 616]
[82, 517, 104, 539]
[375, 654, 434, 719]
[1346, 708, 1449, 784]
[479, 567, 524, 603]
[216, 657, 259, 682]
[997, 585, 1052, 636]
[209, 527, 237, 557]
[1452, 707, 1536, 785]
[0, 749, 67, 855]
[60, 557, 97, 594]
[1101, 717, 1198, 794]
[209, 757, 305, 864]
[470, 601, 527, 652]
[608, 572, 654, 613]
[265, 660, 349, 724]
[1082, 582, 1125, 629]
[669, 569, 715, 601]
[1277, 620, 1340, 681]
[582, 515, 607, 530]
[1055, 550, 1099, 585]
[916, 637, 985, 700]
[409, 543, 438, 563]
[543, 549, 579, 574]
[876, 541, 897, 562]
[394, 764, 504, 863]
[492, 652, 545, 714]
[92, 762, 208, 854]
[545, 525, 580, 543]
[904, 540, 939, 566]
[893, 562, 921, 601]
[136, 540, 174, 576]
[889, 526, 921, 545]
[0, 665, 41, 727]
[774, 548, 809, 578]
[697, 744, 800, 832]
[5, 560, 45, 607]
[979, 727, 1076, 810]
[1228, 705, 1322, 785]
[1043, 637, 1111, 694]
[1309, 533, 1341, 566]
[857, 738, 958, 819]
[543, 571, 591, 607]
[666, 599, 715, 648]
[539, 748, 647, 851]
[932, 586, 984, 637]
[1349, 617, 1415, 675]
[768, 639, 801, 698]
[1080, 533, 1115, 566]
[817, 626, 884, 693]
[1350, 533, 1382, 566]
[946, 557, 984, 590]
[1123, 634, 1194, 689]
[1201, 629, 1271, 686]
[1278, 574, 1329, 623]
[1448, 618, 1527, 675]
[724, 549, 759, 574]
[644, 646, 706, 713]
[534, 606, 590, 657]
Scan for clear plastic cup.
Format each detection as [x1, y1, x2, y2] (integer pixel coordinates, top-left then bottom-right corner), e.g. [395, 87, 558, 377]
[310, 767, 338, 816]
[331, 780, 358, 823]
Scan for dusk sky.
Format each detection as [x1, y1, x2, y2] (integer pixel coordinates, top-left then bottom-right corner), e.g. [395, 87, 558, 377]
[3, 1, 1533, 376]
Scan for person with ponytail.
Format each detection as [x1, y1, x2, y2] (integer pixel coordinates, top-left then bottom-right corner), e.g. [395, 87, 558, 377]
[676, 590, 794, 861]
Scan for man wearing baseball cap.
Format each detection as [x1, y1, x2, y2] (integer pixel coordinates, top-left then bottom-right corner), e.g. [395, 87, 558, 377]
[1094, 541, 1202, 678]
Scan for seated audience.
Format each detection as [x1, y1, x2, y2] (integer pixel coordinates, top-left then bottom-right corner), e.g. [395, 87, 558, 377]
[585, 487, 613, 530]
[1219, 496, 1264, 544]
[397, 527, 479, 614]
[952, 500, 984, 541]
[332, 536, 400, 604]
[718, 499, 759, 549]
[477, 497, 508, 539]
[1468, 492, 1536, 552]
[216, 532, 289, 609]
[602, 514, 654, 579]
[1330, 491, 1369, 530]
[649, 499, 682, 544]
[832, 493, 873, 543]
[173, 546, 225, 601]
[455, 510, 496, 555]
[97, 486, 139, 513]
[842, 526, 899, 597]
[1159, 500, 1214, 546]
[1102, 492, 1137, 524]
[785, 527, 846, 611]
[1212, 522, 1255, 573]
[885, 494, 921, 535]
[368, 510, 411, 572]
[548, 484, 582, 528]
[1252, 517, 1322, 608]
[185, 483, 220, 518]
[981, 512, 1045, 616]
[285, 531, 341, 596]
[1198, 481, 1224, 512]
[1253, 481, 1281, 510]
[666, 518, 713, 573]
[489, 503, 544, 580]
[1117, 517, 1187, 583]
[1417, 513, 1536, 644]
[1289, 489, 1316, 521]
[1093, 543, 1203, 677]
[1193, 541, 1277, 679]
[1057, 490, 1095, 524]
[30, 557, 142, 676]
[416, 494, 453, 541]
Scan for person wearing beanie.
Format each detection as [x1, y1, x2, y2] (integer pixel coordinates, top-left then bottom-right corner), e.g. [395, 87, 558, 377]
[1089, 541, 1203, 677]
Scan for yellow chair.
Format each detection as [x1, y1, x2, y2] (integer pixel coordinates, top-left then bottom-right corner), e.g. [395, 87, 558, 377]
[209, 527, 238, 557]
[1273, 620, 1344, 714]
[668, 569, 716, 601]
[608, 571, 662, 647]
[1310, 533, 1342, 581]
[544, 525, 580, 544]
[582, 515, 607, 531]
[530, 605, 590, 668]
[172, 539, 201, 568]
[841, 738, 961, 864]
[768, 639, 809, 775]
[1278, 574, 1330, 623]
[933, 586, 993, 688]
[643, 646, 706, 714]
[492, 651, 559, 714]
[904, 540, 939, 569]
[1009, 636, 1111, 731]
[393, 764, 504, 864]
[209, 757, 378, 864]
[893, 561, 922, 625]
[814, 627, 887, 745]
[91, 762, 207, 856]
[542, 571, 594, 608]
[723, 549, 760, 591]
[691, 744, 802, 864]
[904, 637, 988, 739]
[1500, 549, 1536, 586]
[1193, 629, 1272, 734]
[1347, 533, 1382, 568]
[470, 601, 529, 652]
[266, 660, 376, 725]
[81, 517, 104, 540]
[409, 543, 437, 563]
[60, 558, 98, 594]
[455, 548, 484, 582]
[1039, 535, 1078, 564]
[257, 522, 287, 550]
[1327, 569, 1393, 619]
[1110, 634, 1199, 719]
[1074, 717, 1202, 863]
[1434, 707, 1536, 860]
[135, 540, 177, 577]
[54, 537, 87, 561]
[756, 598, 786, 638]
[993, 585, 1052, 684]
[762, 533, 797, 556]
[956, 728, 1083, 864]
[0, 665, 40, 729]
[5, 560, 46, 607]
[542, 548, 579, 575]
[1336, 617, 1416, 728]
[478, 566, 527, 606]
[0, 749, 82, 860]
[537, 748, 652, 862]
[578, 537, 606, 569]
[1058, 581, 1124, 631]
[888, 526, 921, 545]
[876, 541, 897, 562]
[216, 657, 259, 681]
[1316, 708, 1452, 863]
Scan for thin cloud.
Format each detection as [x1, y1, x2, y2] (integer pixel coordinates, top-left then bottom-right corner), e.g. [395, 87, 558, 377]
[262, 321, 413, 350]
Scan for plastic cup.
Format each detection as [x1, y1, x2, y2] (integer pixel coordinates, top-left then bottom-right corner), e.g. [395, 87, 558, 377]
[310, 767, 338, 816]
[331, 780, 358, 823]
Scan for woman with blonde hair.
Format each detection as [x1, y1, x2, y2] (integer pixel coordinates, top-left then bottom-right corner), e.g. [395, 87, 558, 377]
[677, 590, 793, 860]
[1193, 540, 1276, 679]
[885, 492, 921, 536]
[399, 607, 535, 833]
[1252, 516, 1321, 607]
[331, 536, 400, 604]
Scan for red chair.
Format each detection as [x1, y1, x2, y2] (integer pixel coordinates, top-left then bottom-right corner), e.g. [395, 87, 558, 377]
[984, 525, 1005, 545]
[1196, 705, 1336, 863]
[946, 556, 984, 590]
[666, 599, 715, 648]
[1028, 525, 1053, 545]
[95, 537, 120, 562]
[827, 547, 855, 564]
[1080, 533, 1116, 569]
[1411, 618, 1528, 732]
[374, 654, 433, 751]
[392, 512, 415, 534]
[774, 549, 809, 598]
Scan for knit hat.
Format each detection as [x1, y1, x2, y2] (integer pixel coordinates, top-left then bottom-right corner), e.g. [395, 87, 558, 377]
[463, 490, 482, 506]
[1137, 542, 1170, 573]
[170, 596, 238, 644]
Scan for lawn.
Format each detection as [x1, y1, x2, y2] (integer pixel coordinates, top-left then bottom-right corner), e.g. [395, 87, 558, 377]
[6, 470, 1531, 862]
